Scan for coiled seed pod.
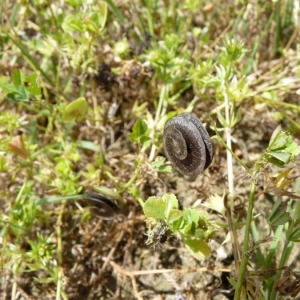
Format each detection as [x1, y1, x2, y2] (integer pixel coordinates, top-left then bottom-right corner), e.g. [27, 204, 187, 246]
[163, 113, 213, 177]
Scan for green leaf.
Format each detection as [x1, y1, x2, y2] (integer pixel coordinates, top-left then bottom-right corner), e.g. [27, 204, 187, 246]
[268, 198, 290, 226]
[151, 156, 165, 169]
[183, 236, 211, 260]
[163, 194, 179, 219]
[269, 125, 286, 150]
[62, 15, 84, 33]
[77, 140, 100, 152]
[151, 156, 171, 173]
[285, 138, 300, 156]
[12, 69, 24, 87]
[266, 152, 291, 167]
[266, 126, 300, 167]
[217, 110, 228, 128]
[143, 196, 166, 219]
[182, 209, 200, 224]
[291, 200, 300, 222]
[230, 106, 242, 127]
[0, 76, 19, 94]
[167, 209, 182, 223]
[105, 0, 126, 23]
[182, 222, 196, 235]
[287, 223, 300, 242]
[140, 136, 151, 147]
[62, 97, 88, 122]
[7, 85, 30, 102]
[84, 17, 99, 34]
[36, 194, 83, 206]
[98, 1, 108, 31]
[129, 119, 149, 145]
[171, 217, 184, 231]
[25, 73, 41, 95]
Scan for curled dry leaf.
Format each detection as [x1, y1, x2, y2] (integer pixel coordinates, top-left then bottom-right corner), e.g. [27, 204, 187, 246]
[8, 134, 27, 159]
[263, 169, 300, 199]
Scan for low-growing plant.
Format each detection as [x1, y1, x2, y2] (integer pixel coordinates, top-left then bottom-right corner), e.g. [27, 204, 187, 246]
[1, 0, 300, 299]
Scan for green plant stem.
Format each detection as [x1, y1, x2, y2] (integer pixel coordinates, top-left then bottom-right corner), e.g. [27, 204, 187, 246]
[7, 32, 54, 86]
[264, 225, 284, 269]
[213, 128, 251, 176]
[223, 84, 234, 194]
[149, 84, 168, 161]
[269, 240, 294, 300]
[119, 168, 141, 194]
[145, 0, 154, 36]
[234, 179, 256, 300]
[254, 96, 300, 112]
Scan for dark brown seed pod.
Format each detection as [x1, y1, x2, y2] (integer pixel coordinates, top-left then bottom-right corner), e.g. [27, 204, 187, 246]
[163, 113, 213, 177]
[86, 192, 119, 221]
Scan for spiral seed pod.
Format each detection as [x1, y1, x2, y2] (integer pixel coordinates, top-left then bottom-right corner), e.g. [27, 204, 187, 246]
[163, 113, 213, 177]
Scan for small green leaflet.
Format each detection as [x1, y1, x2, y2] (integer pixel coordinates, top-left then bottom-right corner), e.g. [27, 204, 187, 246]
[0, 70, 41, 102]
[63, 97, 88, 122]
[183, 236, 211, 260]
[266, 125, 300, 167]
[129, 119, 151, 147]
[163, 194, 178, 219]
[143, 196, 166, 219]
[269, 125, 288, 150]
[266, 152, 291, 168]
[151, 157, 172, 173]
[268, 199, 290, 226]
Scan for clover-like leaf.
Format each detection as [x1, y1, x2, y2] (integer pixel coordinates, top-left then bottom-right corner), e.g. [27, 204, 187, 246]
[183, 236, 211, 260]
[265, 126, 299, 167]
[129, 119, 150, 147]
[63, 97, 88, 122]
[163, 194, 178, 220]
[143, 196, 166, 219]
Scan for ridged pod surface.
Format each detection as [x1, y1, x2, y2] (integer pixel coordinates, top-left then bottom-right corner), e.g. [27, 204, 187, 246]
[163, 113, 213, 177]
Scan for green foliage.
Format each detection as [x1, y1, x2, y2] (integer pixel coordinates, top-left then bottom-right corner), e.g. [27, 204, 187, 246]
[62, 97, 88, 122]
[255, 126, 300, 170]
[143, 33, 191, 84]
[1, 0, 300, 299]
[0, 70, 41, 103]
[150, 157, 172, 173]
[129, 119, 151, 147]
[144, 194, 217, 259]
[265, 125, 300, 167]
[268, 198, 290, 226]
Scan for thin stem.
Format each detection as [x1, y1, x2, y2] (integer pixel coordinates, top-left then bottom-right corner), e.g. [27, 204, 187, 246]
[149, 84, 168, 161]
[212, 130, 251, 175]
[119, 168, 141, 195]
[222, 83, 244, 283]
[56, 201, 66, 300]
[223, 85, 234, 195]
[11, 278, 17, 300]
[269, 241, 294, 300]
[234, 180, 256, 300]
